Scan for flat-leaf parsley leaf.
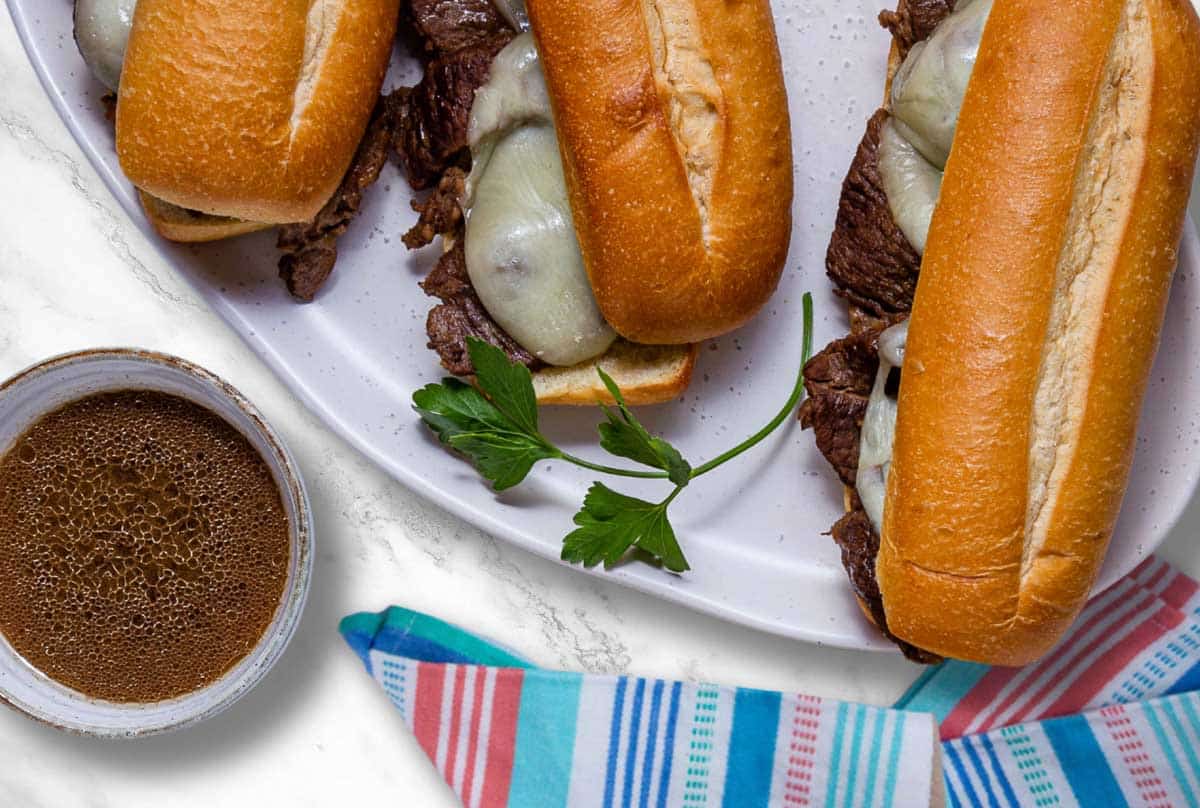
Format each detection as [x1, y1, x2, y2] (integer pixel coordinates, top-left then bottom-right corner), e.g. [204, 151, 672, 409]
[412, 375, 558, 491]
[468, 338, 540, 436]
[596, 369, 692, 486]
[411, 293, 815, 573]
[562, 484, 688, 572]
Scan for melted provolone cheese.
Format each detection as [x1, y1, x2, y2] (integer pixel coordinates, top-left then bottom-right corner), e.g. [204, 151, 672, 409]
[857, 320, 908, 532]
[74, 0, 139, 91]
[877, 120, 943, 255]
[889, 0, 992, 169]
[464, 33, 616, 367]
[467, 124, 615, 366]
[879, 0, 992, 254]
[467, 32, 549, 157]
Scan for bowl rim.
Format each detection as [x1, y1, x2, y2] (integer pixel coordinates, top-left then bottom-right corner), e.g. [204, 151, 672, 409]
[0, 347, 314, 738]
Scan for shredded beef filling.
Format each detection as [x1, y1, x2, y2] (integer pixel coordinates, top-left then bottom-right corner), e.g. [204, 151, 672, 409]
[404, 167, 468, 250]
[422, 240, 543, 375]
[394, 32, 514, 190]
[392, 1, 539, 374]
[277, 94, 400, 301]
[802, 0, 956, 663]
[879, 0, 957, 57]
[825, 110, 922, 320]
[405, 0, 510, 55]
[799, 328, 880, 487]
[273, 0, 514, 302]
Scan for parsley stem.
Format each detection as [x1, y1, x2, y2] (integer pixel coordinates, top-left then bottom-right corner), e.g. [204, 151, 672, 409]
[557, 451, 671, 480]
[689, 292, 814, 479]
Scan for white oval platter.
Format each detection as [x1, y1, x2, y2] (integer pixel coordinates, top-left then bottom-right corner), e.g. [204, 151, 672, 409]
[9, 0, 1200, 652]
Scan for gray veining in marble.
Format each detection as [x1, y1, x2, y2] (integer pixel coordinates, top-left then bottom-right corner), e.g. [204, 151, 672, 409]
[3, 5, 1200, 806]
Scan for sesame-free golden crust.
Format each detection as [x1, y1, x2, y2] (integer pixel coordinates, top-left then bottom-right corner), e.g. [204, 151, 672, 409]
[877, 0, 1200, 665]
[116, 0, 399, 224]
[532, 342, 697, 406]
[525, 0, 792, 345]
[138, 192, 271, 243]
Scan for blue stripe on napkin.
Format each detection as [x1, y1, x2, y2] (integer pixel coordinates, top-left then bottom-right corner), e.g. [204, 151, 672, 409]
[722, 689, 780, 808]
[1043, 715, 1127, 807]
[340, 557, 1200, 808]
[657, 682, 682, 808]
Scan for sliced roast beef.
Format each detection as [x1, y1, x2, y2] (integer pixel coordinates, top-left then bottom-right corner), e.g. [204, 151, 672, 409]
[831, 506, 941, 663]
[879, 0, 957, 59]
[272, 0, 511, 299]
[422, 239, 544, 374]
[799, 328, 880, 487]
[404, 167, 467, 249]
[394, 32, 513, 190]
[825, 110, 922, 319]
[277, 93, 400, 301]
[805, 0, 957, 662]
[405, 0, 511, 56]
[393, 9, 532, 375]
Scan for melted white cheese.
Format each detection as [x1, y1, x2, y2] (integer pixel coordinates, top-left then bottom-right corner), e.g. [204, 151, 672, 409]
[877, 120, 943, 255]
[464, 33, 616, 367]
[879, 0, 991, 254]
[889, 0, 992, 169]
[857, 320, 909, 532]
[467, 124, 616, 366]
[860, 3, 993, 531]
[466, 32, 550, 156]
[74, 0, 139, 91]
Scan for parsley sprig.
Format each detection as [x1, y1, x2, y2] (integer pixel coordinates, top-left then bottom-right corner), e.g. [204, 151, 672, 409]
[413, 292, 814, 573]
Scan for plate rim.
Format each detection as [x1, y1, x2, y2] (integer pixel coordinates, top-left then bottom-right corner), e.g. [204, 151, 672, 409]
[8, 0, 1199, 654]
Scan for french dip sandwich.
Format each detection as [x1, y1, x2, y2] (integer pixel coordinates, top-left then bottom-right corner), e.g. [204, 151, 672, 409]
[394, 0, 792, 404]
[75, 0, 401, 299]
[801, 0, 1200, 664]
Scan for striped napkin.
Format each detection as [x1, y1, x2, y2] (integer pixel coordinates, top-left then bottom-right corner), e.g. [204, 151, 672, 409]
[339, 610, 940, 807]
[900, 555, 1200, 806]
[341, 556, 1200, 807]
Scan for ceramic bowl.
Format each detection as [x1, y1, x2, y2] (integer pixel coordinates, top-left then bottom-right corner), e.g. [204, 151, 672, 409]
[0, 349, 313, 737]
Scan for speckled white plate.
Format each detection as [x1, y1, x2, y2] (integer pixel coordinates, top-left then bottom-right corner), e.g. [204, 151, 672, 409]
[10, 0, 1200, 653]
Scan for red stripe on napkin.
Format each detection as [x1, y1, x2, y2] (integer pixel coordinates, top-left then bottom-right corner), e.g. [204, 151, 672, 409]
[414, 662, 447, 761]
[1160, 572, 1199, 610]
[478, 669, 523, 808]
[1099, 705, 1171, 808]
[1040, 604, 1185, 720]
[460, 669, 488, 805]
[444, 665, 468, 784]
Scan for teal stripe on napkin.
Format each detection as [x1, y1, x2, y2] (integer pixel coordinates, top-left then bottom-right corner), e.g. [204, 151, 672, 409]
[509, 671, 583, 808]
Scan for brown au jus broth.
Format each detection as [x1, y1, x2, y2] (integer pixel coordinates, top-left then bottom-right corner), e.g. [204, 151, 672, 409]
[0, 390, 290, 703]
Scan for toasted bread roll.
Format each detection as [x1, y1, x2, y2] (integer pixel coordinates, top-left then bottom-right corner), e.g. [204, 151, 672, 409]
[138, 192, 270, 243]
[533, 341, 696, 405]
[879, 0, 1200, 665]
[525, 0, 793, 345]
[116, 0, 399, 224]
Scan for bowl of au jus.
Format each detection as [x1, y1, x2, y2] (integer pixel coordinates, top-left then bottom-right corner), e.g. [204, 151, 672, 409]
[0, 349, 312, 737]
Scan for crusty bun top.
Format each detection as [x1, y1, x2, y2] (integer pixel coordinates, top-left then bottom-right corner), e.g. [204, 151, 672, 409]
[525, 0, 792, 345]
[878, 0, 1200, 666]
[116, 0, 399, 224]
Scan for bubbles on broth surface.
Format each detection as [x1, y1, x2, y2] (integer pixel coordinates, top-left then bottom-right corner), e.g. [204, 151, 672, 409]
[0, 391, 290, 703]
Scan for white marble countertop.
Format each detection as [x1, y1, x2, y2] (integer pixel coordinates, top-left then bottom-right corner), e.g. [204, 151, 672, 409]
[2, 7, 1200, 806]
